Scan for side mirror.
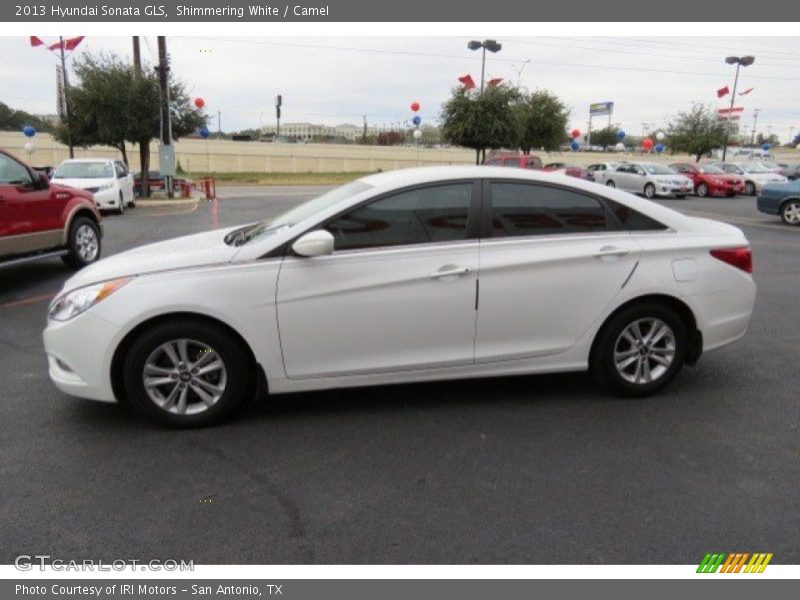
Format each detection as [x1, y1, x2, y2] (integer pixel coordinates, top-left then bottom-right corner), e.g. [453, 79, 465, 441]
[37, 171, 50, 189]
[292, 230, 335, 258]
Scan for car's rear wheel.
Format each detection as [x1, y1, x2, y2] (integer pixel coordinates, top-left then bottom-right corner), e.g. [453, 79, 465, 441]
[780, 199, 800, 225]
[122, 319, 253, 427]
[744, 181, 757, 196]
[606, 180, 616, 188]
[591, 303, 687, 397]
[62, 216, 101, 270]
[696, 183, 708, 197]
[644, 183, 656, 198]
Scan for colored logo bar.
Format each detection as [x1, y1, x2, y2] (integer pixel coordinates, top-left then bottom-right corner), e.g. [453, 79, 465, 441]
[697, 552, 773, 573]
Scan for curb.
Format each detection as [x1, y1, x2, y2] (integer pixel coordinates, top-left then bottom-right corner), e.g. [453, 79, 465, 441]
[136, 197, 202, 207]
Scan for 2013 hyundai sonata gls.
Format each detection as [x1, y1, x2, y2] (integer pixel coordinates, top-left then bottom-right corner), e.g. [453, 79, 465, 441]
[43, 166, 756, 427]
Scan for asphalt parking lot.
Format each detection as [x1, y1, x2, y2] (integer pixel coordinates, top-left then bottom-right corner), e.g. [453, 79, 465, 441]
[1, 185, 798, 565]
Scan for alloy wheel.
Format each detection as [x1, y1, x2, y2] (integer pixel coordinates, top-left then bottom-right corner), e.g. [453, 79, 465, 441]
[613, 318, 676, 385]
[782, 201, 800, 225]
[75, 224, 99, 262]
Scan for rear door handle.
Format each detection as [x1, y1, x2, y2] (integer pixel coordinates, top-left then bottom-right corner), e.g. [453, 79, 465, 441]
[429, 265, 470, 279]
[593, 246, 630, 259]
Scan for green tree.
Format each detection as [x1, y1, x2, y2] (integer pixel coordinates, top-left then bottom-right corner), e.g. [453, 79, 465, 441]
[666, 103, 728, 162]
[56, 52, 205, 181]
[755, 132, 779, 147]
[0, 101, 56, 133]
[440, 85, 521, 164]
[588, 126, 618, 150]
[516, 89, 570, 153]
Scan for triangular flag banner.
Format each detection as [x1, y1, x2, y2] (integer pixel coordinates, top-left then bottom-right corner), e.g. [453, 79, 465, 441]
[29, 36, 44, 47]
[64, 36, 85, 51]
[717, 86, 730, 98]
[738, 87, 755, 96]
[458, 74, 476, 90]
[487, 78, 503, 87]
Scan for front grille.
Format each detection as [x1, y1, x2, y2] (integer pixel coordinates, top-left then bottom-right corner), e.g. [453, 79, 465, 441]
[84, 187, 100, 193]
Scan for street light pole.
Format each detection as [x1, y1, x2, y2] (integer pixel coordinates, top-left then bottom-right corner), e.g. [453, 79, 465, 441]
[467, 39, 502, 164]
[59, 36, 74, 159]
[722, 55, 754, 162]
[750, 108, 760, 146]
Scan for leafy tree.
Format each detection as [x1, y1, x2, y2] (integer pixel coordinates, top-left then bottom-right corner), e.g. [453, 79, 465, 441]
[516, 89, 570, 153]
[666, 103, 728, 162]
[588, 126, 618, 150]
[0, 101, 56, 133]
[56, 52, 205, 194]
[440, 85, 521, 164]
[755, 132, 779, 147]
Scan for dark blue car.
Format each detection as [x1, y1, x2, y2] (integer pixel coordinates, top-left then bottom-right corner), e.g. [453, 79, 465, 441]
[757, 181, 800, 225]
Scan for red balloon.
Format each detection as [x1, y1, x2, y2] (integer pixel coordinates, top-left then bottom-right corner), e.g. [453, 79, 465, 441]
[194, 97, 205, 109]
[571, 129, 581, 139]
[642, 138, 654, 150]
[411, 102, 420, 112]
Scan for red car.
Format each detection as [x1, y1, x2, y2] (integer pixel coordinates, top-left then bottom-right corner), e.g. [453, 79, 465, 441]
[483, 152, 543, 169]
[669, 162, 745, 197]
[0, 149, 103, 270]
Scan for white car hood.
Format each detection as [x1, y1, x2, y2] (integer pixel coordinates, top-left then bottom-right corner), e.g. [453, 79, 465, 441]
[63, 227, 242, 291]
[748, 173, 786, 183]
[50, 177, 115, 190]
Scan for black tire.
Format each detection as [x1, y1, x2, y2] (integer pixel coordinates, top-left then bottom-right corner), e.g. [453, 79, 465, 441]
[122, 319, 254, 427]
[696, 183, 708, 197]
[676, 195, 686, 199]
[644, 183, 656, 199]
[116, 191, 125, 215]
[61, 216, 101, 270]
[606, 180, 616, 188]
[590, 302, 688, 397]
[744, 181, 756, 196]
[780, 199, 800, 225]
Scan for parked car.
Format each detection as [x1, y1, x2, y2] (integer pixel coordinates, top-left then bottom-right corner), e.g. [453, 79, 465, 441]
[587, 162, 623, 182]
[602, 162, 694, 198]
[542, 162, 594, 181]
[43, 166, 755, 427]
[669, 162, 744, 197]
[0, 149, 102, 270]
[483, 152, 543, 169]
[777, 163, 800, 180]
[757, 181, 800, 225]
[711, 162, 788, 196]
[51, 158, 135, 214]
[133, 171, 195, 197]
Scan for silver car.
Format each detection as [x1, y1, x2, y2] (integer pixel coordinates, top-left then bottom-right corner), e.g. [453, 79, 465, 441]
[602, 162, 694, 199]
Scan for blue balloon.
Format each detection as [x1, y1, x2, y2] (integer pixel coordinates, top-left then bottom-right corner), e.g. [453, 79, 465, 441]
[22, 125, 36, 138]
[762, 143, 770, 151]
[199, 126, 210, 139]
[570, 141, 579, 151]
[655, 143, 665, 154]
[412, 115, 421, 126]
[616, 129, 626, 140]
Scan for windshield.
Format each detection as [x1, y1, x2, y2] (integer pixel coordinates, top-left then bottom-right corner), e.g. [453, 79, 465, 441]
[698, 165, 724, 174]
[53, 161, 113, 179]
[642, 164, 675, 175]
[229, 180, 373, 246]
[740, 163, 770, 173]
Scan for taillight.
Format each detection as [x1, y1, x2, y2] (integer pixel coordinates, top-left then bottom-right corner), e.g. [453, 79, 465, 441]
[710, 247, 753, 273]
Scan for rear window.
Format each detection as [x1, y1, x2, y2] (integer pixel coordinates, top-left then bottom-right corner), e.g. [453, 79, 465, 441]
[604, 199, 668, 231]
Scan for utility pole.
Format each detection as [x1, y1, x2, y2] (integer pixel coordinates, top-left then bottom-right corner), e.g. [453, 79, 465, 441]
[750, 108, 760, 146]
[156, 36, 174, 199]
[275, 94, 282, 139]
[59, 36, 74, 159]
[217, 110, 222, 134]
[132, 36, 150, 197]
[362, 114, 368, 141]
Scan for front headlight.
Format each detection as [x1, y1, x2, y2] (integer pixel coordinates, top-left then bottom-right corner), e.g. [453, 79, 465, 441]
[49, 278, 131, 322]
[98, 182, 114, 191]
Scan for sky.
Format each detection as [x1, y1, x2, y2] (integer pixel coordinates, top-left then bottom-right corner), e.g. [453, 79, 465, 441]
[1, 35, 799, 142]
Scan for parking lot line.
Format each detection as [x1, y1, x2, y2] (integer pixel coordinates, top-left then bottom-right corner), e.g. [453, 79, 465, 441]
[0, 293, 54, 311]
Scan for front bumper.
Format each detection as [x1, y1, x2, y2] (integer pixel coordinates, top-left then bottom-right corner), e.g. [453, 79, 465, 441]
[43, 311, 119, 403]
[90, 187, 121, 210]
[708, 181, 744, 196]
[656, 183, 693, 197]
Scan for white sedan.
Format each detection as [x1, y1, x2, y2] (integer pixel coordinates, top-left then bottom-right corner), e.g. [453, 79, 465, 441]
[601, 162, 695, 198]
[51, 158, 135, 214]
[43, 166, 756, 427]
[712, 162, 788, 196]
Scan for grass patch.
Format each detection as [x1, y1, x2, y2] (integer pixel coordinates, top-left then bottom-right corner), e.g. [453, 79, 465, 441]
[184, 171, 373, 186]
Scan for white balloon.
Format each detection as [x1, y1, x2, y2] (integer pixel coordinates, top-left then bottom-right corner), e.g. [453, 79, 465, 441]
[413, 128, 422, 140]
[615, 142, 626, 152]
[656, 131, 666, 141]
[23, 142, 34, 153]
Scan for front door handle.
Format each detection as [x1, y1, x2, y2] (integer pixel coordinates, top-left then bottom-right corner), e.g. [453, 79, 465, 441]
[429, 265, 470, 279]
[593, 246, 630, 259]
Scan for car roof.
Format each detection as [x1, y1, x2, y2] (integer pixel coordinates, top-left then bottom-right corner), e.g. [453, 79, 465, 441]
[57, 158, 114, 163]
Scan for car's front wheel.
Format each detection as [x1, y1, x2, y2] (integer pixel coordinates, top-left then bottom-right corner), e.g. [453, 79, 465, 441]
[116, 191, 125, 215]
[780, 199, 800, 225]
[644, 183, 656, 198]
[62, 216, 101, 270]
[606, 180, 616, 188]
[744, 181, 757, 196]
[122, 319, 254, 427]
[696, 183, 708, 197]
[591, 303, 687, 397]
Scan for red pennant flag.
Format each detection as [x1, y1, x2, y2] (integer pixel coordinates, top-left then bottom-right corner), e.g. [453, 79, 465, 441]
[487, 78, 503, 87]
[30, 36, 44, 47]
[64, 36, 85, 51]
[458, 74, 476, 90]
[738, 87, 755, 96]
[716, 86, 730, 98]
